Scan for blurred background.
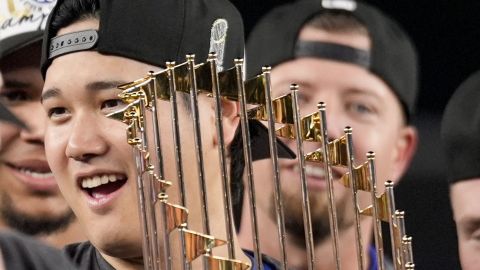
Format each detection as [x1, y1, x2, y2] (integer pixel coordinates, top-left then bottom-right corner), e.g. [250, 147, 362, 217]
[231, 1, 480, 269]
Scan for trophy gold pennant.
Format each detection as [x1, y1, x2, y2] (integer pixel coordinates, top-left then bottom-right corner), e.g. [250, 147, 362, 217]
[107, 57, 416, 270]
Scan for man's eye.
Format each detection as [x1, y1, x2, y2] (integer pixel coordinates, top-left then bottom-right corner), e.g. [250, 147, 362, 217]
[47, 107, 68, 118]
[346, 102, 375, 115]
[101, 99, 125, 110]
[0, 90, 28, 104]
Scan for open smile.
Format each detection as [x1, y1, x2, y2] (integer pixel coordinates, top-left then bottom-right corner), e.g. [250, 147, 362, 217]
[289, 163, 345, 191]
[77, 172, 128, 211]
[6, 161, 57, 192]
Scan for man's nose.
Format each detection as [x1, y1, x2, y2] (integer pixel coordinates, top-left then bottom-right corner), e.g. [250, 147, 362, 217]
[19, 103, 46, 145]
[65, 113, 108, 162]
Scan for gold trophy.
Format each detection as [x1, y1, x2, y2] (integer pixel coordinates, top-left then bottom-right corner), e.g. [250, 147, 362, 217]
[108, 55, 415, 270]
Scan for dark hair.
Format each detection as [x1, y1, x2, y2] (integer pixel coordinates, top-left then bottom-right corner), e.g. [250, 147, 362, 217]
[229, 129, 245, 229]
[49, 0, 100, 37]
[304, 10, 368, 36]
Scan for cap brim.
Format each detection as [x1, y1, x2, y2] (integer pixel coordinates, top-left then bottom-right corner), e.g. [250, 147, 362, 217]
[0, 103, 26, 128]
[1, 31, 43, 59]
[232, 119, 296, 161]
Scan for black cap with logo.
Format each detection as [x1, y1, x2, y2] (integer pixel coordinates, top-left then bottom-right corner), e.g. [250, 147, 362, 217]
[0, 0, 56, 59]
[40, 0, 294, 161]
[441, 70, 480, 184]
[246, 0, 418, 121]
[40, 0, 244, 76]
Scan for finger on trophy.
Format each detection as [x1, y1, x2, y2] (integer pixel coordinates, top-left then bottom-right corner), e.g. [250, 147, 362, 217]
[366, 152, 385, 270]
[235, 58, 264, 270]
[344, 127, 365, 270]
[291, 84, 315, 270]
[208, 53, 236, 260]
[316, 102, 341, 270]
[260, 66, 288, 270]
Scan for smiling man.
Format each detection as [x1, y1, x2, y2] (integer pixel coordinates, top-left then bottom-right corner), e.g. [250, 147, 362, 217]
[39, 0, 286, 269]
[0, 104, 76, 270]
[239, 1, 419, 269]
[0, 0, 84, 247]
[441, 70, 480, 270]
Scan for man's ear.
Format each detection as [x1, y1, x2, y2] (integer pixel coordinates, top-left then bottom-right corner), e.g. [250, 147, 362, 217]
[391, 125, 418, 182]
[211, 99, 240, 147]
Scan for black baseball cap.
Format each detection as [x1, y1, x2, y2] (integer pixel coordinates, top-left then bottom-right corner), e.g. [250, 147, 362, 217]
[246, 0, 418, 121]
[441, 70, 480, 184]
[40, 0, 294, 161]
[0, 0, 56, 59]
[40, 0, 244, 77]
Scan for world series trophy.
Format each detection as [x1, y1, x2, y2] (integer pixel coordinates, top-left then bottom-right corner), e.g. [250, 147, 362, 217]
[108, 53, 415, 270]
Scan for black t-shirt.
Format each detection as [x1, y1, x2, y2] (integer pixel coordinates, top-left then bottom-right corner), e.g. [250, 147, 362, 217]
[0, 231, 77, 270]
[65, 241, 282, 270]
[64, 242, 114, 270]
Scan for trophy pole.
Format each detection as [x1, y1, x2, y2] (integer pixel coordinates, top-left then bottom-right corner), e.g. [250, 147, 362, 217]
[318, 102, 342, 270]
[291, 84, 315, 270]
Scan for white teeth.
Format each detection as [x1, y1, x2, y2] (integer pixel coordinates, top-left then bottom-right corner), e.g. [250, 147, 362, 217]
[305, 165, 326, 178]
[293, 165, 326, 178]
[18, 168, 53, 179]
[93, 176, 102, 188]
[101, 175, 109, 184]
[81, 174, 123, 189]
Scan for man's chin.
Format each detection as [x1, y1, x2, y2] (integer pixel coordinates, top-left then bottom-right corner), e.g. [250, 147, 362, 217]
[272, 190, 352, 246]
[0, 193, 75, 235]
[97, 238, 143, 260]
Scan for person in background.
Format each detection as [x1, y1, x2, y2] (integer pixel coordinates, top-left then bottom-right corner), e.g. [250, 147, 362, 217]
[0, 0, 85, 247]
[239, 0, 418, 269]
[441, 70, 480, 270]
